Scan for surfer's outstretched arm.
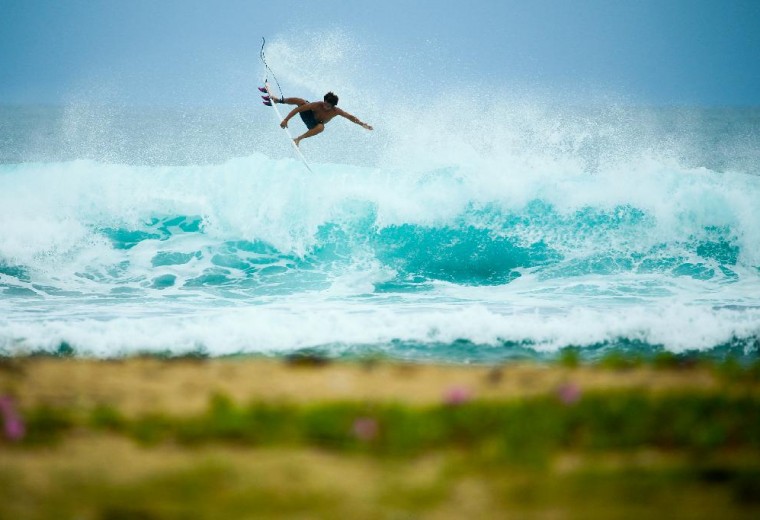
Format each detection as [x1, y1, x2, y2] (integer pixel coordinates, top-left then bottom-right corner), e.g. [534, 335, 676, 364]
[337, 109, 373, 130]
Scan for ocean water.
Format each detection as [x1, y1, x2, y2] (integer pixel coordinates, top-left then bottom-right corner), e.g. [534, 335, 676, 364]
[2, 92, 760, 361]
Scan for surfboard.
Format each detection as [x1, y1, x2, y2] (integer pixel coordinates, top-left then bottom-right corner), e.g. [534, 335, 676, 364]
[263, 82, 314, 174]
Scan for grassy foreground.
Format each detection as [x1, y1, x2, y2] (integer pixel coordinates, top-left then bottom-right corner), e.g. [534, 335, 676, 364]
[1, 354, 760, 519]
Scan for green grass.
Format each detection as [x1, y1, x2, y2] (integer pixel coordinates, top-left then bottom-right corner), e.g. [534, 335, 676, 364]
[11, 391, 760, 463]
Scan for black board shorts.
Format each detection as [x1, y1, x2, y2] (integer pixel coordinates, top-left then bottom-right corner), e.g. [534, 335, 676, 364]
[299, 110, 321, 130]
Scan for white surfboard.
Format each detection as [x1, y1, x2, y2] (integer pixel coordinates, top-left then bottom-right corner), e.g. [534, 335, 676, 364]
[264, 82, 314, 174]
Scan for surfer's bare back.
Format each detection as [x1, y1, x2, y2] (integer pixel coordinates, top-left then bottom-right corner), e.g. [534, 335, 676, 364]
[263, 90, 373, 146]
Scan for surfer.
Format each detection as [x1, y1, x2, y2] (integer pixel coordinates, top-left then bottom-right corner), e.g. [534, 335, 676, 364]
[264, 91, 373, 147]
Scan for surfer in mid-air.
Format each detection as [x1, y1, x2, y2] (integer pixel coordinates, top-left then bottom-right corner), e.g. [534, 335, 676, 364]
[261, 90, 373, 147]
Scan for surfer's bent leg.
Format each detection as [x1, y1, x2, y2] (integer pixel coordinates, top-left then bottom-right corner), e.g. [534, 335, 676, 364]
[294, 124, 324, 147]
[277, 97, 307, 106]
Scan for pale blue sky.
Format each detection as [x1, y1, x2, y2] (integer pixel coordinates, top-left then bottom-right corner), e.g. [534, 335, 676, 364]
[1, 0, 759, 106]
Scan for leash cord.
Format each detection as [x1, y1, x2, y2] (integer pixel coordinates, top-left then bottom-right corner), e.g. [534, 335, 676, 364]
[260, 37, 285, 99]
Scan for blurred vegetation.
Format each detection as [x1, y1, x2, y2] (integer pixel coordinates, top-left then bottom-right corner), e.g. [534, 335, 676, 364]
[4, 389, 760, 519]
[11, 390, 760, 460]
[3, 352, 760, 518]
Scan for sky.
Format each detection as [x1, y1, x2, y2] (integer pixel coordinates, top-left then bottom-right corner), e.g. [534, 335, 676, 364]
[1, 0, 759, 106]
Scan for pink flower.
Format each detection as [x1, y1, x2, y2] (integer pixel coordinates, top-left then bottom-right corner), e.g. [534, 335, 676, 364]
[443, 386, 473, 406]
[352, 417, 379, 442]
[0, 396, 25, 442]
[556, 383, 582, 405]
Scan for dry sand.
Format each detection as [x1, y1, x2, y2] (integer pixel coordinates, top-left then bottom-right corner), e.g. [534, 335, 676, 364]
[1, 357, 721, 415]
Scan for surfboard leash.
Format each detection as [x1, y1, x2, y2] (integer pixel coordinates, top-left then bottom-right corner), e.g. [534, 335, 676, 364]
[259, 37, 285, 100]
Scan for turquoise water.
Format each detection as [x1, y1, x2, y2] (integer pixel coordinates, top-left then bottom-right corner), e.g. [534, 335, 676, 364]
[1, 100, 759, 361]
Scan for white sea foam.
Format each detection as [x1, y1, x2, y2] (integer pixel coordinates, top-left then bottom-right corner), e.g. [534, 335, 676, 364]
[2, 300, 759, 357]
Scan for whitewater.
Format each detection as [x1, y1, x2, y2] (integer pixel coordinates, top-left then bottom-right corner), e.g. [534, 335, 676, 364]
[2, 39, 760, 361]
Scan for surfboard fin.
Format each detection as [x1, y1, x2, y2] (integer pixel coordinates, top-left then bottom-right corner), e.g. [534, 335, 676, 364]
[261, 95, 271, 102]
[258, 86, 268, 93]
[262, 100, 272, 106]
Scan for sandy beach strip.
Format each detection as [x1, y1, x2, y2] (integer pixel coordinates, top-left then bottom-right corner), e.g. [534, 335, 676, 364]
[0, 356, 732, 415]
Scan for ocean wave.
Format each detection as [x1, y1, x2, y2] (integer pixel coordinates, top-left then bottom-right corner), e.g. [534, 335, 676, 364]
[1, 154, 758, 295]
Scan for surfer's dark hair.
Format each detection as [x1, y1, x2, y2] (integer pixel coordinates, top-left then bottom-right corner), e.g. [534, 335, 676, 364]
[324, 92, 338, 106]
